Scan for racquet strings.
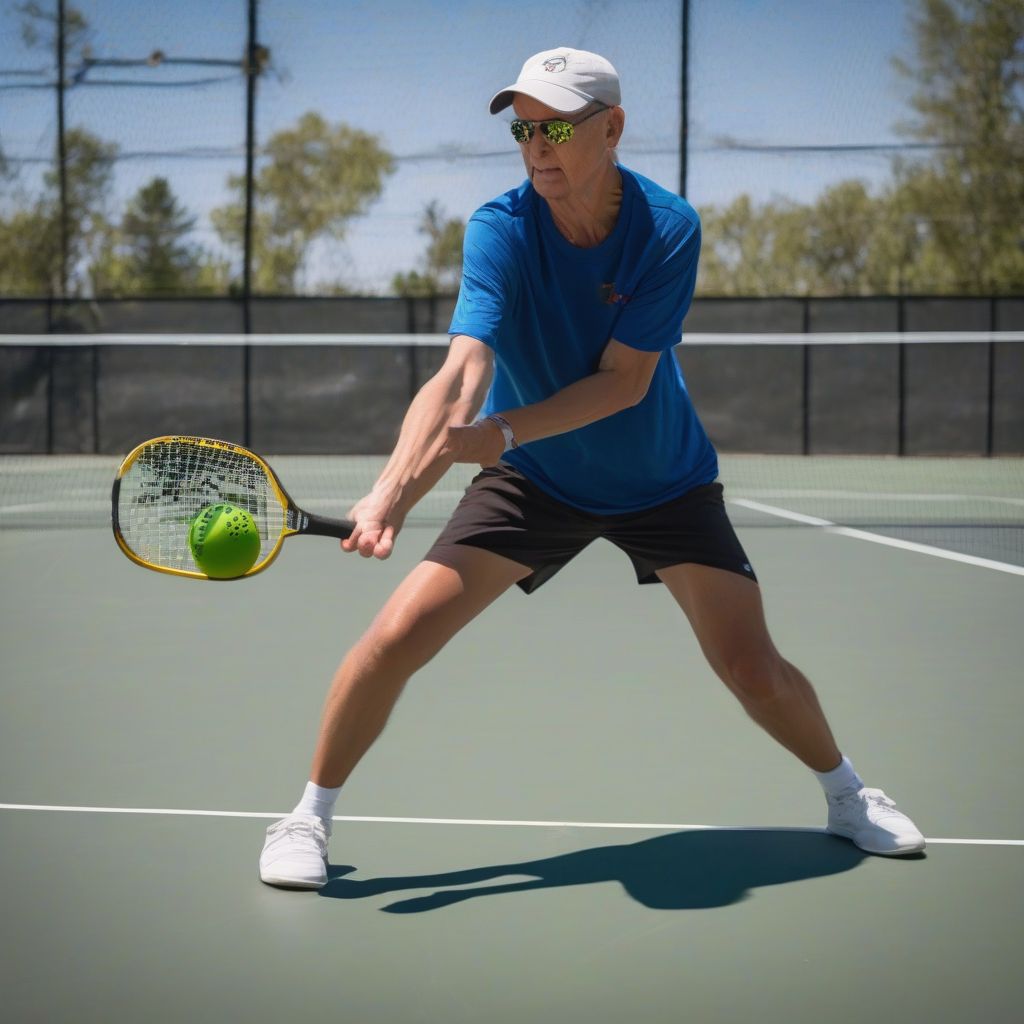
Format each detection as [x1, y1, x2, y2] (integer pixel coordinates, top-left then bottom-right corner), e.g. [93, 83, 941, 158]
[117, 440, 284, 572]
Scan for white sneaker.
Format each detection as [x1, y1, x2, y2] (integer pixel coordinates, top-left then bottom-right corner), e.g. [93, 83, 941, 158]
[826, 787, 926, 856]
[259, 814, 331, 888]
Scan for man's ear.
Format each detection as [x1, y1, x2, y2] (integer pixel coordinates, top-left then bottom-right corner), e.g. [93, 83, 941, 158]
[607, 106, 626, 146]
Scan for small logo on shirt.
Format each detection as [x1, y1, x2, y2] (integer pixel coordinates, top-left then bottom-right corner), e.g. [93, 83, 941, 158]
[543, 56, 568, 73]
[600, 283, 632, 305]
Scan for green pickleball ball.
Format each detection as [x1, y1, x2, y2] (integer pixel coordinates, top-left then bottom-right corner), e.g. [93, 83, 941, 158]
[188, 503, 261, 579]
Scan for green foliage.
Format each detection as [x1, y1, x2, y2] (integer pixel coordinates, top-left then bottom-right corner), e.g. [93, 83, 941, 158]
[90, 177, 230, 296]
[698, 0, 1024, 296]
[0, 207, 60, 295]
[211, 111, 395, 293]
[16, 1, 89, 55]
[0, 4, 103, 295]
[0, 127, 116, 295]
[2, 0, 1019, 301]
[390, 269, 437, 298]
[698, 181, 913, 296]
[392, 201, 466, 297]
[42, 128, 117, 232]
[891, 0, 1024, 292]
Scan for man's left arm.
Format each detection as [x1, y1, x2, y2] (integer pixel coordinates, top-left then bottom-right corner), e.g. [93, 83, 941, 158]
[443, 337, 660, 466]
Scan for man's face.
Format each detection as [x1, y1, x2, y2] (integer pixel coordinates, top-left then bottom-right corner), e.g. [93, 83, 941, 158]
[511, 95, 619, 201]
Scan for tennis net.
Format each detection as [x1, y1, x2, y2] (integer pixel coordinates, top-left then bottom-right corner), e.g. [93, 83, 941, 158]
[1, 331, 1022, 567]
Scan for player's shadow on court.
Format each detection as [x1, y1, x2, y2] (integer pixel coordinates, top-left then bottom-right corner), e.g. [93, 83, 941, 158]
[319, 828, 870, 913]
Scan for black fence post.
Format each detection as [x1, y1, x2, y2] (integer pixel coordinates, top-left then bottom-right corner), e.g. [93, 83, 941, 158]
[56, 0, 69, 306]
[242, 0, 259, 446]
[679, 0, 689, 198]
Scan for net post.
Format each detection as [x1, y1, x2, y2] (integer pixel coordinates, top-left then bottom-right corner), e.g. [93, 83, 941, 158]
[408, 342, 418, 403]
[986, 296, 997, 457]
[897, 296, 906, 456]
[45, 297, 55, 454]
[46, 345, 55, 456]
[243, 343, 252, 449]
[986, 338, 995, 457]
[801, 300, 811, 455]
[92, 342, 100, 454]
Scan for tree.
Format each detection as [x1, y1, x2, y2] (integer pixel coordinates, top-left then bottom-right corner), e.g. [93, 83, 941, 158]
[697, 195, 812, 295]
[122, 177, 196, 285]
[211, 112, 395, 293]
[48, 128, 117, 295]
[0, 5, 100, 295]
[697, 0, 1024, 296]
[89, 177, 230, 296]
[392, 201, 466, 297]
[0, 208, 59, 295]
[890, 0, 1024, 292]
[0, 127, 116, 295]
[804, 181, 885, 294]
[16, 1, 89, 55]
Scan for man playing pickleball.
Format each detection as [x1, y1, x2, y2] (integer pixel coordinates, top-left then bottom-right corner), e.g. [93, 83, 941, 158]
[259, 47, 925, 889]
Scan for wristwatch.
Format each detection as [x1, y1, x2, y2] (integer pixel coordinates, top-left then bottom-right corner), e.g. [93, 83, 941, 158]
[485, 413, 518, 451]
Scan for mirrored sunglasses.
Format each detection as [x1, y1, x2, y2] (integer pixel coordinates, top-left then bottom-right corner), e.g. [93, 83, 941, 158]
[510, 105, 607, 145]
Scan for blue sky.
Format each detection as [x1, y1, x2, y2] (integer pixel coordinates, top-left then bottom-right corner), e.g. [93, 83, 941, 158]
[0, 0, 919, 292]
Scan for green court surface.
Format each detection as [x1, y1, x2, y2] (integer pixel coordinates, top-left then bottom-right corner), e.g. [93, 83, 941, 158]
[1, 514, 1022, 1023]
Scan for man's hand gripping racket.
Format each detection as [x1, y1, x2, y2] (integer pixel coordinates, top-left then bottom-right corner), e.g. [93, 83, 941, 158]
[112, 435, 356, 581]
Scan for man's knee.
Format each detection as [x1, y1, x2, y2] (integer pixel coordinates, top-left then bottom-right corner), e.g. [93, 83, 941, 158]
[360, 606, 447, 675]
[715, 646, 789, 706]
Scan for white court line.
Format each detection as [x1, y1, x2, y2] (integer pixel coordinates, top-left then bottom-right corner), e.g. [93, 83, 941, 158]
[730, 498, 1024, 577]
[0, 803, 1020, 847]
[743, 490, 1024, 509]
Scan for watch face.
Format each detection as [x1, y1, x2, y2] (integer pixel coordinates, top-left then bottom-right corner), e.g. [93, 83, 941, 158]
[488, 415, 516, 450]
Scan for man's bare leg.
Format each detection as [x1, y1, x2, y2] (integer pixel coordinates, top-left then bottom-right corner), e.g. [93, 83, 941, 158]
[656, 562, 925, 855]
[656, 562, 841, 771]
[260, 546, 529, 888]
[310, 548, 530, 788]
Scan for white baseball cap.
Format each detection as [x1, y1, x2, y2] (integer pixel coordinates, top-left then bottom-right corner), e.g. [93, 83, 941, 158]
[489, 47, 621, 115]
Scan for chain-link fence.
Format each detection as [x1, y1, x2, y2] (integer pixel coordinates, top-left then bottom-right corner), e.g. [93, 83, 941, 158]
[2, 0, 1021, 319]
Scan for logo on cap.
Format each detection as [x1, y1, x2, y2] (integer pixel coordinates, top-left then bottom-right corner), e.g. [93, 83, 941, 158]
[543, 56, 567, 73]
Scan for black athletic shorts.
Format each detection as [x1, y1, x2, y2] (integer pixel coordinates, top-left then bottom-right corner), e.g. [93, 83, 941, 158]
[423, 462, 758, 594]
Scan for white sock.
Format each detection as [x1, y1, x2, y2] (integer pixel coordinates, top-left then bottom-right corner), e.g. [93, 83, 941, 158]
[293, 780, 342, 822]
[814, 755, 864, 798]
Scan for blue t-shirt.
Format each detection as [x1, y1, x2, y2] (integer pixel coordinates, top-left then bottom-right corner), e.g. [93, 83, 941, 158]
[449, 165, 717, 515]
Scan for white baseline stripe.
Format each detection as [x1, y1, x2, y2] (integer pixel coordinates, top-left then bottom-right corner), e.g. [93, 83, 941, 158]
[730, 498, 1024, 577]
[0, 803, 1021, 847]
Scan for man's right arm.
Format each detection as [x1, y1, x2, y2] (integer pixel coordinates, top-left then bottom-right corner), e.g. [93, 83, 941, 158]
[341, 334, 494, 559]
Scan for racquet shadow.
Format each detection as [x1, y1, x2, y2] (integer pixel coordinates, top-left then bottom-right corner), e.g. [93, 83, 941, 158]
[319, 828, 876, 913]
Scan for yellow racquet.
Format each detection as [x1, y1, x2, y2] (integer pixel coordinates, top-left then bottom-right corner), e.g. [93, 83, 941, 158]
[112, 435, 355, 581]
